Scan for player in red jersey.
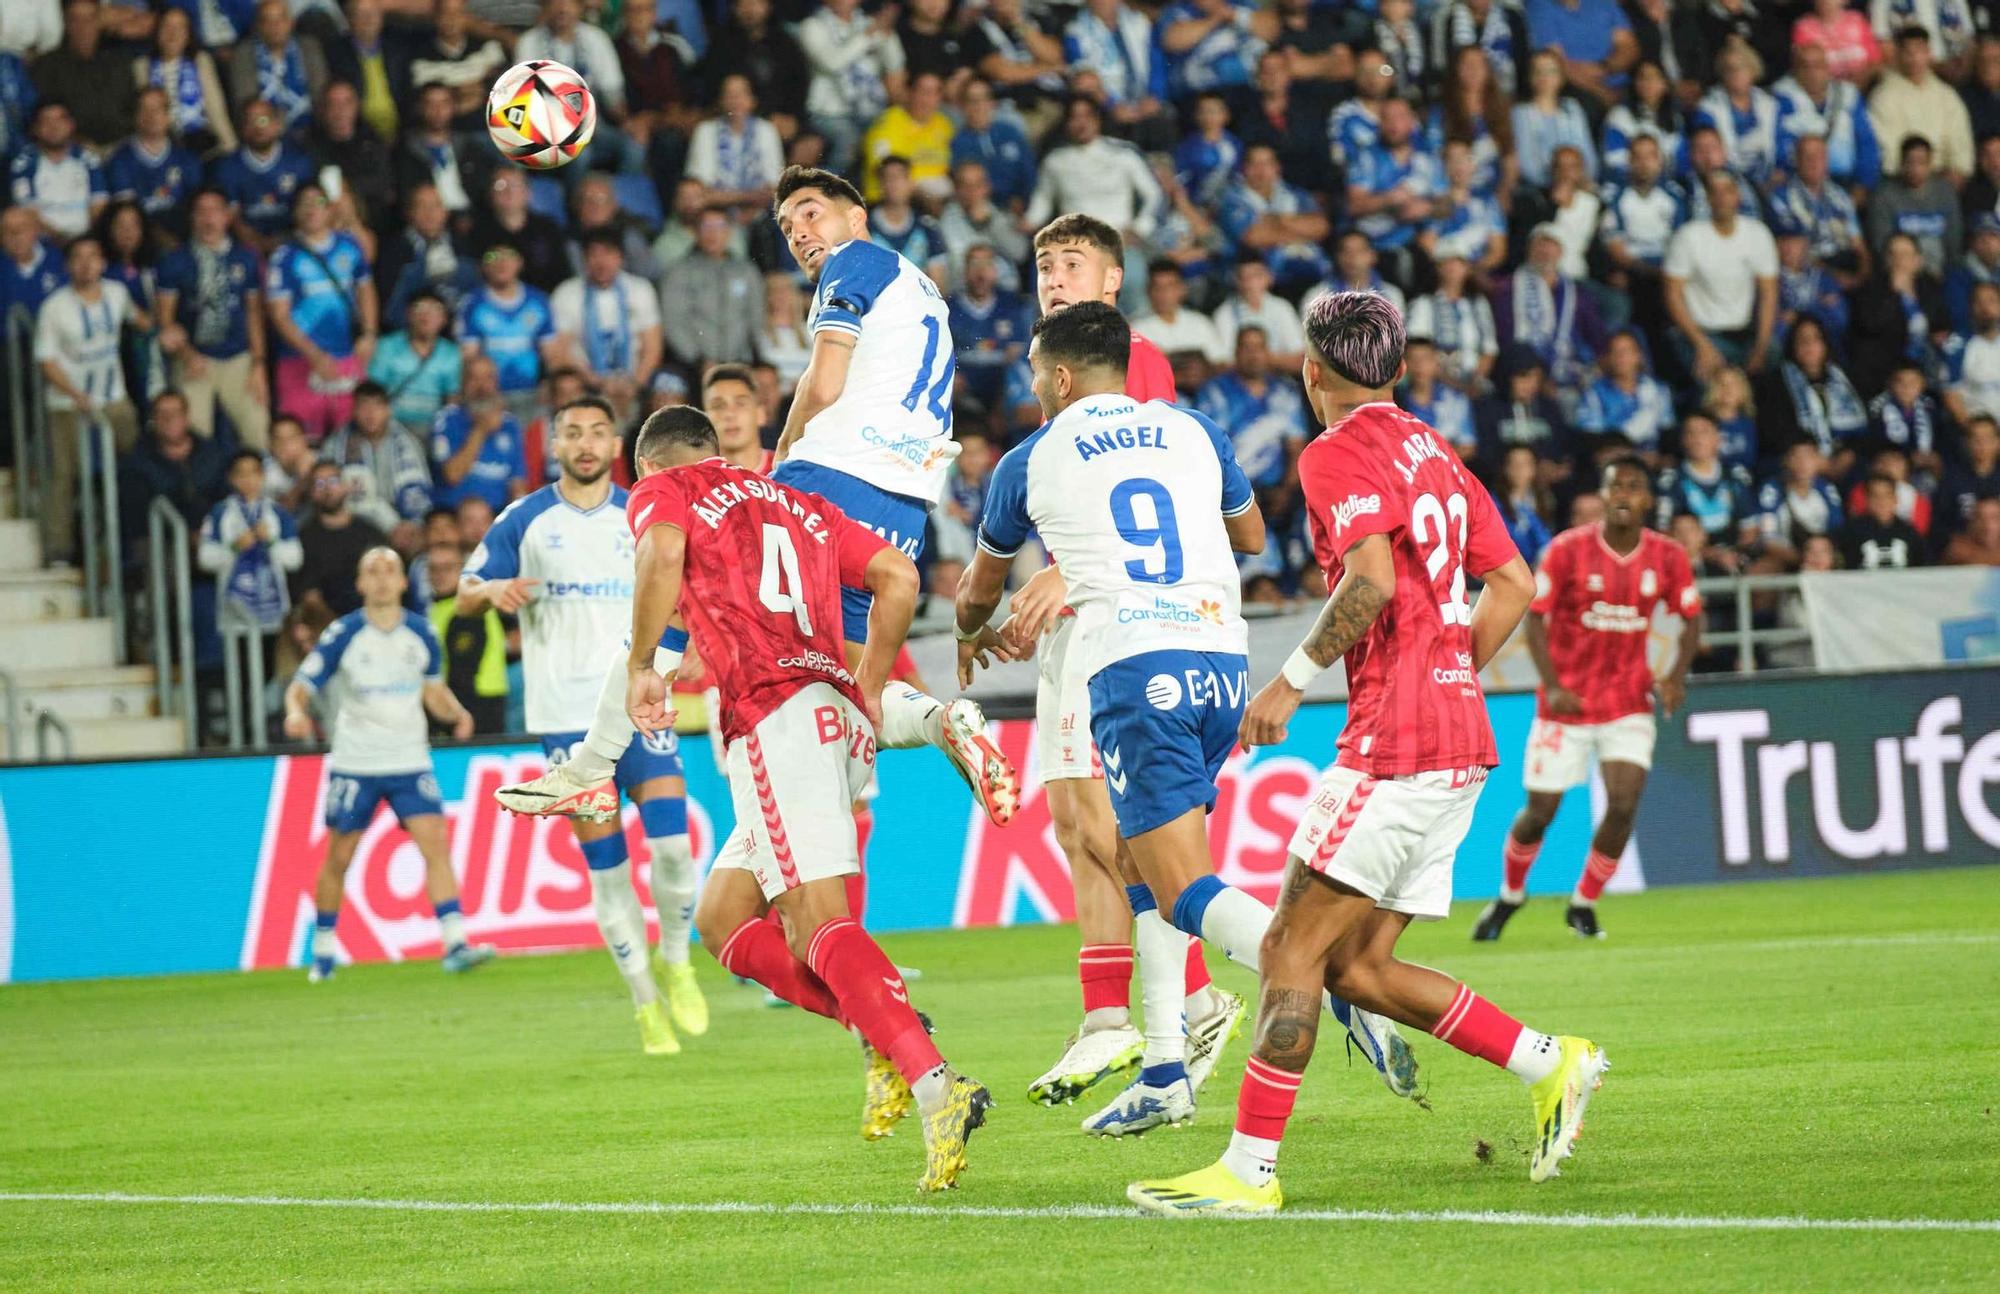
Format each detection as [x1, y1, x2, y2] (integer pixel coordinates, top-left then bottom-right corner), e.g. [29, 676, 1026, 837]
[628, 407, 992, 1190]
[1008, 212, 1240, 1108]
[1132, 292, 1607, 1215]
[701, 362, 776, 475]
[1474, 460, 1701, 941]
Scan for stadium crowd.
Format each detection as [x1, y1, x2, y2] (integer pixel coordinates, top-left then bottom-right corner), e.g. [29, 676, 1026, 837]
[7, 0, 2000, 733]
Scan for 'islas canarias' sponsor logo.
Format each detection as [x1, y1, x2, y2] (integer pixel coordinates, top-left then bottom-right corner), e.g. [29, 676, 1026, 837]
[1117, 596, 1224, 626]
[1432, 651, 1477, 687]
[1332, 493, 1382, 534]
[776, 648, 856, 681]
[860, 425, 955, 472]
[1581, 600, 1649, 633]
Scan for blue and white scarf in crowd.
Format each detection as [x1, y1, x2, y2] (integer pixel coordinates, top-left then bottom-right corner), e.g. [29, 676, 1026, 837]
[1781, 360, 1868, 455]
[203, 494, 296, 631]
[1509, 267, 1581, 388]
[583, 276, 633, 376]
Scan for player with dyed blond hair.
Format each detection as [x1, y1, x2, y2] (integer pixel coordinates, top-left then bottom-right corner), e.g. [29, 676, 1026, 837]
[1131, 292, 1607, 1216]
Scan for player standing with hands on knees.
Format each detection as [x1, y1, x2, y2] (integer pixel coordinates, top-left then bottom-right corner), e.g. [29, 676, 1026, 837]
[1474, 459, 1701, 942]
[1131, 292, 1606, 1216]
[283, 548, 494, 982]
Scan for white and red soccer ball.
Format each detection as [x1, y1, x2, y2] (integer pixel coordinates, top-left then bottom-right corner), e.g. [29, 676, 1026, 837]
[486, 60, 596, 170]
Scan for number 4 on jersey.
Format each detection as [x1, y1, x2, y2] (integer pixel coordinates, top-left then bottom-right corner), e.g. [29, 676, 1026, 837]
[758, 523, 814, 637]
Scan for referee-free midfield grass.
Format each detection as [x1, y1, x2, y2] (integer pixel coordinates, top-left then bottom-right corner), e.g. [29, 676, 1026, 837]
[3, 869, 1997, 1292]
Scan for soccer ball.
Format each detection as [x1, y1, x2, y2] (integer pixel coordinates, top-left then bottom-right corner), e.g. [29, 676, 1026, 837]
[486, 60, 596, 170]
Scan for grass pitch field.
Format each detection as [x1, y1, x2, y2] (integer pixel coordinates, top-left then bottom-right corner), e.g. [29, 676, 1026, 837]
[4, 868, 1997, 1291]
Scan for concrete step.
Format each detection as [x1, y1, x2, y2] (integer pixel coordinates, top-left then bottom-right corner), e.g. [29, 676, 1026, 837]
[0, 567, 83, 621]
[0, 714, 186, 761]
[0, 517, 41, 572]
[15, 663, 157, 721]
[0, 616, 118, 672]
[0, 468, 14, 519]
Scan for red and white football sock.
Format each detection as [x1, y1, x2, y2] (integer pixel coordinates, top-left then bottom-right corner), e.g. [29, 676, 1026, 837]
[1221, 1056, 1302, 1187]
[1431, 982, 1559, 1084]
[1502, 834, 1540, 902]
[1183, 941, 1219, 1018]
[1078, 943, 1133, 1031]
[715, 917, 843, 1023]
[1573, 850, 1619, 905]
[806, 917, 947, 1103]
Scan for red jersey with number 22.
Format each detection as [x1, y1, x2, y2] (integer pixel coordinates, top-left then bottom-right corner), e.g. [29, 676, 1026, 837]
[627, 459, 888, 744]
[1528, 524, 1698, 724]
[1300, 402, 1520, 776]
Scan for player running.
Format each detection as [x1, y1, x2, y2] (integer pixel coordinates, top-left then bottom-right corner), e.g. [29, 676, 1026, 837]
[624, 406, 991, 1191]
[769, 165, 1019, 826]
[1130, 292, 1605, 1216]
[1009, 214, 1239, 1107]
[458, 396, 707, 1055]
[957, 303, 1414, 1138]
[1473, 460, 1700, 941]
[282, 548, 494, 981]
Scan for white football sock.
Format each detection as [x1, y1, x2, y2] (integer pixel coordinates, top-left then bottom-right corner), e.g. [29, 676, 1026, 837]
[437, 909, 467, 951]
[648, 834, 698, 964]
[589, 861, 660, 1006]
[569, 655, 636, 785]
[311, 920, 337, 962]
[1081, 1006, 1131, 1032]
[1506, 1028, 1562, 1084]
[911, 1062, 952, 1114]
[876, 682, 946, 750]
[1195, 886, 1274, 973]
[1133, 909, 1188, 1066]
[1221, 1131, 1281, 1187]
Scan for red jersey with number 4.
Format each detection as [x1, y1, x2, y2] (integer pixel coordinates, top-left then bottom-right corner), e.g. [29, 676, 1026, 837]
[1529, 524, 1699, 725]
[1128, 332, 1177, 403]
[1300, 402, 1520, 776]
[626, 459, 888, 744]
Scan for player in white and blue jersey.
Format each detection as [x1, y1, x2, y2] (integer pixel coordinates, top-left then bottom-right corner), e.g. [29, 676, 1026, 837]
[459, 396, 706, 1055]
[956, 303, 1417, 1135]
[770, 165, 1020, 826]
[282, 549, 493, 982]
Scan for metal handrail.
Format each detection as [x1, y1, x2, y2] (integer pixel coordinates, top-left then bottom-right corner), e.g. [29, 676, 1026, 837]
[33, 708, 72, 761]
[4, 304, 34, 522]
[148, 498, 197, 749]
[75, 414, 128, 652]
[0, 667, 17, 762]
[1692, 573, 1815, 673]
[219, 618, 269, 751]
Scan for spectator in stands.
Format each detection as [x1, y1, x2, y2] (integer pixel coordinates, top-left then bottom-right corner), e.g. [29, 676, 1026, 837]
[702, 0, 810, 139]
[1695, 38, 1782, 188]
[1702, 365, 1759, 470]
[469, 169, 567, 295]
[430, 352, 526, 512]
[1867, 135, 1962, 274]
[690, 72, 786, 216]
[106, 89, 200, 242]
[154, 188, 268, 447]
[1428, 0, 1528, 97]
[393, 81, 489, 226]
[1941, 495, 2000, 563]
[1330, 46, 1392, 168]
[1237, 48, 1331, 201]
[334, 0, 406, 144]
[1512, 49, 1598, 189]
[1314, 229, 1407, 318]
[1174, 93, 1242, 211]
[1064, 0, 1169, 145]
[32, 0, 138, 151]
[1576, 329, 1676, 461]
[612, 0, 700, 187]
[1601, 58, 1681, 184]
[1523, 0, 1635, 109]
[228, 1, 327, 139]
[1866, 361, 1943, 477]
[374, 185, 477, 329]
[1943, 279, 2000, 425]
[453, 491, 493, 552]
[1214, 252, 1305, 371]
[1793, 0, 1882, 85]
[121, 387, 228, 542]
[370, 289, 460, 435]
[1475, 343, 1571, 467]
[1134, 258, 1227, 366]
[1493, 443, 1555, 564]
[1838, 471, 1928, 568]
[1537, 145, 1605, 289]
[756, 272, 811, 387]
[798, 0, 905, 174]
[1406, 251, 1497, 394]
[1663, 170, 1779, 383]
[1770, 134, 1868, 290]
[1143, 150, 1225, 287]
[950, 78, 1034, 211]
[39, 232, 145, 566]
[567, 173, 660, 280]
[1846, 232, 1946, 395]
[1420, 138, 1507, 275]
[1395, 334, 1477, 458]
[208, 100, 315, 256]
[266, 182, 376, 441]
[1599, 135, 1683, 344]
[516, 0, 640, 182]
[425, 540, 509, 733]
[930, 425, 996, 595]
[135, 5, 234, 157]
[304, 81, 396, 236]
[0, 204, 64, 324]
[1870, 25, 1974, 180]
[1772, 40, 1879, 192]
[948, 243, 1030, 413]
[1199, 322, 1308, 507]
[1656, 413, 1758, 561]
[1849, 443, 1933, 530]
[320, 380, 431, 547]
[1756, 438, 1845, 564]
[1024, 96, 1161, 249]
[660, 204, 763, 371]
[262, 413, 314, 515]
[1224, 141, 1333, 294]
[862, 70, 953, 203]
[1758, 314, 1868, 461]
[868, 156, 950, 289]
[409, 0, 509, 127]
[9, 102, 105, 242]
[1944, 212, 2000, 333]
[1157, 0, 1262, 100]
[198, 450, 304, 632]
[291, 459, 387, 618]
[939, 161, 1026, 294]
[458, 243, 558, 430]
[552, 230, 660, 420]
[1771, 214, 1848, 351]
[1938, 414, 2000, 539]
[1374, 0, 1428, 92]
[1494, 222, 1605, 400]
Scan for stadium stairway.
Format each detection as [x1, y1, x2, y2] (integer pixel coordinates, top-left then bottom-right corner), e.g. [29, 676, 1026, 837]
[0, 469, 185, 762]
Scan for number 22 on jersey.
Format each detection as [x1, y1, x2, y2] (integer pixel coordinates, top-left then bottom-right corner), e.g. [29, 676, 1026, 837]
[1411, 491, 1472, 626]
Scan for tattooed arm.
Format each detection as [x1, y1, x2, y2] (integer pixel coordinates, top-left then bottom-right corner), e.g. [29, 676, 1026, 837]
[1238, 534, 1395, 748]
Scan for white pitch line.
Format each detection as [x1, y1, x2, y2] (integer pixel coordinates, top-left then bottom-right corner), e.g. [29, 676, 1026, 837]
[2, 1192, 1996, 1234]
